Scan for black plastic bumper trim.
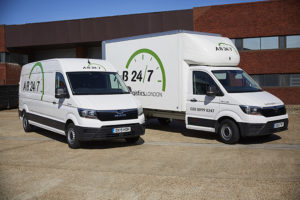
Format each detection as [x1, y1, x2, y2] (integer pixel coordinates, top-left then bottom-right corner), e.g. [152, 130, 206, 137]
[187, 117, 216, 128]
[26, 112, 65, 131]
[238, 118, 288, 137]
[76, 123, 145, 141]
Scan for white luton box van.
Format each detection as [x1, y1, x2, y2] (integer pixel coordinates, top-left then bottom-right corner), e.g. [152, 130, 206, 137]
[103, 30, 288, 144]
[19, 58, 145, 148]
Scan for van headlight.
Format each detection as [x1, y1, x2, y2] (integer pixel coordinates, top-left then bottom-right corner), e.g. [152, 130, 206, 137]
[138, 106, 143, 116]
[78, 108, 97, 119]
[239, 105, 262, 115]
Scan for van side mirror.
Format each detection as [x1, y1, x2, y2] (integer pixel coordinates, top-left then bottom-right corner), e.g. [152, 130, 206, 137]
[206, 85, 217, 96]
[55, 87, 69, 99]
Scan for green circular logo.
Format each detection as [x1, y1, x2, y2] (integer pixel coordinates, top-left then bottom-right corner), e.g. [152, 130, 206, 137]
[124, 48, 166, 92]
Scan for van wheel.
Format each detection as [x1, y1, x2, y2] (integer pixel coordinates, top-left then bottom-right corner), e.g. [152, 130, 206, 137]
[66, 123, 80, 149]
[218, 119, 240, 144]
[125, 136, 140, 144]
[22, 111, 33, 132]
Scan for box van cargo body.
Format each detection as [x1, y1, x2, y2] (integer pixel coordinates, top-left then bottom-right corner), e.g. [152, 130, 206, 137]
[103, 30, 288, 144]
[19, 58, 145, 148]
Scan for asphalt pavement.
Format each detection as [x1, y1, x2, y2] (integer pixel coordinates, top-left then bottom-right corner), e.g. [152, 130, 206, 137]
[0, 109, 299, 200]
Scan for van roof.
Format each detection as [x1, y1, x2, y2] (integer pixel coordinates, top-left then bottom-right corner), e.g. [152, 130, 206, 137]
[22, 58, 117, 74]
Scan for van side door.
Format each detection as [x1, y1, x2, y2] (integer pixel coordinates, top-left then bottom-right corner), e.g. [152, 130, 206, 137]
[186, 70, 221, 132]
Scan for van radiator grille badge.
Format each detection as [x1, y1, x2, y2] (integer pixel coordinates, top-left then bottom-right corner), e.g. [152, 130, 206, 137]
[96, 109, 138, 121]
[261, 105, 286, 117]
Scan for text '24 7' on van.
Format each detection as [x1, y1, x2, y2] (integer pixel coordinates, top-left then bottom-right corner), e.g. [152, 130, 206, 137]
[103, 30, 288, 144]
[19, 59, 145, 148]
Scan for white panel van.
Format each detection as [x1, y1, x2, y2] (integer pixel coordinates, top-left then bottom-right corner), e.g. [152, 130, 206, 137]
[19, 58, 145, 148]
[103, 30, 288, 144]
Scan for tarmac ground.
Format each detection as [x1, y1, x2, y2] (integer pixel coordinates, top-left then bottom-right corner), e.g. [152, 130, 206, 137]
[0, 109, 299, 200]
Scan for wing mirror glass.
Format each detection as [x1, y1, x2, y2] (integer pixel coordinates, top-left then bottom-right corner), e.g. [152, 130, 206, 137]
[55, 87, 69, 99]
[206, 85, 217, 96]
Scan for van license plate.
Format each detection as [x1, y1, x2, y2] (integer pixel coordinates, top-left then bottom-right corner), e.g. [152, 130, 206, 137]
[274, 122, 284, 129]
[113, 127, 131, 133]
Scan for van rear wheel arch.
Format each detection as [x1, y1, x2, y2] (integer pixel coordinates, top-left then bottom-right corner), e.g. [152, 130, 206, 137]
[22, 110, 33, 132]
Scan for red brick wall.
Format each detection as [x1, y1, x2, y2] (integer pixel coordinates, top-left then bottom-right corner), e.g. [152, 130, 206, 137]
[0, 63, 6, 85]
[193, 0, 300, 104]
[239, 49, 300, 74]
[193, 0, 300, 38]
[265, 87, 300, 105]
[0, 63, 21, 85]
[0, 25, 6, 52]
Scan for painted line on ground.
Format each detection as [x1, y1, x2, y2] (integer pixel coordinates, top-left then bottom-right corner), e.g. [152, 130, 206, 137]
[144, 141, 300, 150]
[1, 136, 300, 150]
[0, 136, 52, 141]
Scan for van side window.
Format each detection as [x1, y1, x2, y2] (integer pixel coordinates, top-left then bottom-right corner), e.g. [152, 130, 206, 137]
[55, 72, 67, 89]
[193, 71, 218, 95]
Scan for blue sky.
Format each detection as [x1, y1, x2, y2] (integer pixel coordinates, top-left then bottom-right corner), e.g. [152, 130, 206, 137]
[0, 0, 264, 25]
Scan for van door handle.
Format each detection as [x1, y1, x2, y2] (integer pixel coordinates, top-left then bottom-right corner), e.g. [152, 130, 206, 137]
[190, 98, 197, 102]
[52, 102, 57, 105]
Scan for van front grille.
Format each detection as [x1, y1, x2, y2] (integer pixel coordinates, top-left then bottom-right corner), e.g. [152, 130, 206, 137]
[96, 109, 138, 121]
[261, 105, 286, 117]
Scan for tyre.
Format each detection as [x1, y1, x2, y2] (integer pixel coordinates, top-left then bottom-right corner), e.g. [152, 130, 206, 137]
[125, 136, 140, 144]
[218, 119, 240, 144]
[158, 118, 171, 126]
[22, 111, 33, 132]
[66, 123, 81, 149]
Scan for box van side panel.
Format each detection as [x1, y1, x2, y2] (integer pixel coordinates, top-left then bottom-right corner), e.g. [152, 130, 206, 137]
[105, 34, 182, 112]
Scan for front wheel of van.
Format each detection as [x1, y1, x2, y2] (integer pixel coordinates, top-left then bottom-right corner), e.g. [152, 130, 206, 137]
[22, 111, 33, 132]
[66, 123, 81, 149]
[218, 119, 240, 144]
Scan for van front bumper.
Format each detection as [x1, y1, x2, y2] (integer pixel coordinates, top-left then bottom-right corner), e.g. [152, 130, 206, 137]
[238, 118, 288, 137]
[76, 123, 145, 141]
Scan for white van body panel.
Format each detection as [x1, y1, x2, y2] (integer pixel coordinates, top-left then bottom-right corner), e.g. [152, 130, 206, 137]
[74, 94, 140, 110]
[103, 31, 239, 112]
[103, 30, 288, 138]
[230, 91, 283, 107]
[19, 58, 145, 142]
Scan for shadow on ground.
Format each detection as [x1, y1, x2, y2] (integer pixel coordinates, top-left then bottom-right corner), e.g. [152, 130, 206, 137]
[239, 134, 281, 144]
[33, 128, 144, 149]
[146, 118, 282, 144]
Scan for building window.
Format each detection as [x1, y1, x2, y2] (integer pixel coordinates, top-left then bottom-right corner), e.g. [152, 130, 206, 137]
[251, 74, 300, 87]
[264, 74, 280, 87]
[230, 39, 235, 45]
[261, 36, 278, 49]
[243, 38, 260, 50]
[0, 52, 28, 65]
[286, 35, 300, 48]
[235, 39, 243, 50]
[290, 74, 300, 86]
[87, 46, 101, 59]
[231, 35, 300, 51]
[279, 36, 286, 49]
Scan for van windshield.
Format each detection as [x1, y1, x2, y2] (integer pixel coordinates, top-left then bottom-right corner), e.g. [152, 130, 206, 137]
[212, 70, 262, 93]
[66, 72, 130, 95]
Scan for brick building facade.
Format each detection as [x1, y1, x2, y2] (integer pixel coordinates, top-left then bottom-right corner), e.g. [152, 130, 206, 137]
[193, 0, 300, 104]
[0, 0, 299, 104]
